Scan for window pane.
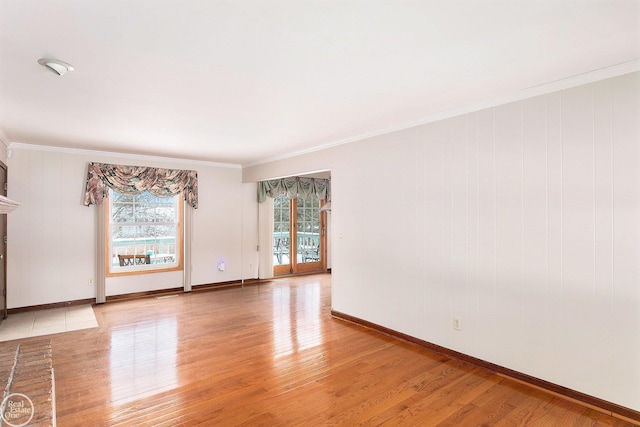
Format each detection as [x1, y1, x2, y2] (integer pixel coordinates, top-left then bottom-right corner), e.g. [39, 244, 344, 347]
[273, 196, 290, 266]
[297, 197, 320, 264]
[113, 225, 137, 241]
[113, 193, 134, 203]
[112, 203, 134, 223]
[154, 202, 176, 223]
[109, 189, 180, 272]
[139, 225, 177, 264]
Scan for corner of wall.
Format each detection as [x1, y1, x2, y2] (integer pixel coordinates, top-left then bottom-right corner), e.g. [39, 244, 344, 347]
[0, 130, 8, 165]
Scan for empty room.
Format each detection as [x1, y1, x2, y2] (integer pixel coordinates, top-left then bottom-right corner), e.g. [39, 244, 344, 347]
[0, 1, 639, 425]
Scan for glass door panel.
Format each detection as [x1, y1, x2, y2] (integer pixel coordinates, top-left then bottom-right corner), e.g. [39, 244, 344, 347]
[273, 196, 292, 275]
[296, 197, 322, 272]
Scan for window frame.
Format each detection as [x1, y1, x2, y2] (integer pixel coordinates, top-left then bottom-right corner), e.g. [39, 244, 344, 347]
[105, 190, 184, 277]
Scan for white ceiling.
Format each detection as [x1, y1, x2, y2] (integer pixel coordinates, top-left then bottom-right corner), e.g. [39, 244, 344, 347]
[0, 1, 638, 166]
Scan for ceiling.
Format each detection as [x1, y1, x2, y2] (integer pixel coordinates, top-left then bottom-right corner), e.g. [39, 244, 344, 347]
[0, 1, 638, 167]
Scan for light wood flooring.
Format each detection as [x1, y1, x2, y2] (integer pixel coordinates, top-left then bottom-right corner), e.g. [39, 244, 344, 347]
[3, 274, 636, 426]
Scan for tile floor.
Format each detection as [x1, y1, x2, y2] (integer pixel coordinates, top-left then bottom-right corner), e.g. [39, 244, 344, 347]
[0, 305, 98, 342]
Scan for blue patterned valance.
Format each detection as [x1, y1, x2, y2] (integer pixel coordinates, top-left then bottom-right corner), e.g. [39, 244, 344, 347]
[258, 176, 330, 203]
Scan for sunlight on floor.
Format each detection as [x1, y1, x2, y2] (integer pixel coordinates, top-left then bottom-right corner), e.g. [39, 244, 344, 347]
[109, 317, 178, 405]
[272, 282, 322, 358]
[0, 305, 98, 342]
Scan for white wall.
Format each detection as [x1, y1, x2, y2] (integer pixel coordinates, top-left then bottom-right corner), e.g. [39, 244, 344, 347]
[243, 72, 640, 411]
[7, 147, 249, 305]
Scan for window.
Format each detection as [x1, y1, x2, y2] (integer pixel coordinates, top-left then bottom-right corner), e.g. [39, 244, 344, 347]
[106, 189, 183, 275]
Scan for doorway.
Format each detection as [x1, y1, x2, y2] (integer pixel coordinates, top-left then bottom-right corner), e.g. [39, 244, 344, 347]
[273, 195, 327, 276]
[0, 161, 7, 320]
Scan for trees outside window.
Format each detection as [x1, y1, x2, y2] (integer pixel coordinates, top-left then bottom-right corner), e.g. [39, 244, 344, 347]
[107, 189, 183, 275]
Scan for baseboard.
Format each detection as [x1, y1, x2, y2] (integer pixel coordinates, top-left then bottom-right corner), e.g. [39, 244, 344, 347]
[104, 278, 272, 302]
[8, 279, 268, 308]
[274, 270, 331, 279]
[106, 287, 185, 302]
[4, 277, 266, 312]
[191, 278, 265, 292]
[331, 310, 640, 425]
[106, 279, 267, 302]
[7, 298, 96, 314]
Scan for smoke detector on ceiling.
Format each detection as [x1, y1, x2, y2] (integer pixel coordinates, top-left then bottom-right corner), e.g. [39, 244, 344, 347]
[37, 58, 74, 76]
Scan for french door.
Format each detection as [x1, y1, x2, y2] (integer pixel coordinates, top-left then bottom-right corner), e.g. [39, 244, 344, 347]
[273, 195, 326, 275]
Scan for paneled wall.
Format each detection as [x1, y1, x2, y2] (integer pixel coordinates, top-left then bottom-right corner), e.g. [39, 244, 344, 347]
[243, 72, 640, 411]
[5, 71, 638, 411]
[7, 148, 248, 305]
[8, 149, 95, 306]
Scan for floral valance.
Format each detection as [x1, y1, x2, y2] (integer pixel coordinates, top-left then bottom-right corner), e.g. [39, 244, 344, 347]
[258, 176, 330, 203]
[83, 162, 199, 208]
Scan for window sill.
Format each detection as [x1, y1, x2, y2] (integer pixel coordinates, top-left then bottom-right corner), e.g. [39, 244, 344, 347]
[106, 264, 183, 277]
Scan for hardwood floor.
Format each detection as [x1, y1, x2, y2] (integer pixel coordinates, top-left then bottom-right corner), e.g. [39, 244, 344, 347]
[7, 274, 636, 426]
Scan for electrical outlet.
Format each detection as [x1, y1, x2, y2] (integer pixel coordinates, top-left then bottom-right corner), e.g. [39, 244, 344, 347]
[453, 317, 461, 331]
[88, 278, 94, 286]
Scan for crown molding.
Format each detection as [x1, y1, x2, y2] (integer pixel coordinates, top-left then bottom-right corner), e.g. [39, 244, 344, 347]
[243, 59, 640, 169]
[5, 60, 639, 170]
[6, 142, 241, 169]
